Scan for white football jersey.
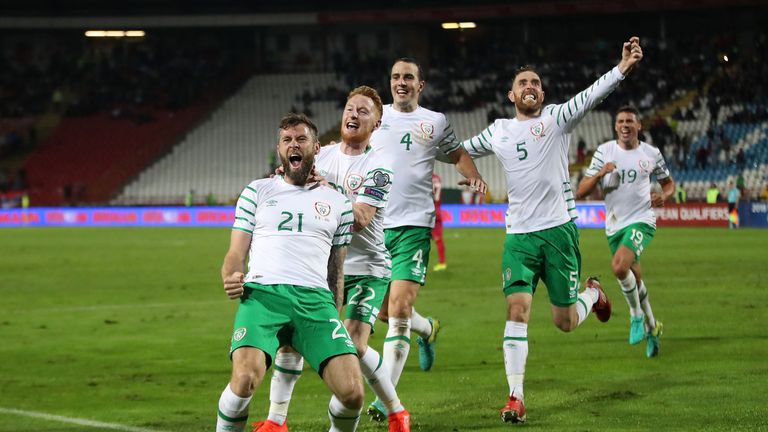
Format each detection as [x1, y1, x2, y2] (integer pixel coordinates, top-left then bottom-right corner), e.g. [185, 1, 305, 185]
[315, 144, 393, 278]
[370, 105, 461, 229]
[585, 140, 671, 235]
[462, 66, 626, 234]
[232, 176, 353, 290]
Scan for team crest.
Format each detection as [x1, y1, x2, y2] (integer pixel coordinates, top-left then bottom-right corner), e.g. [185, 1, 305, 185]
[530, 122, 545, 138]
[314, 201, 331, 217]
[372, 170, 391, 187]
[505, 268, 512, 281]
[346, 174, 364, 191]
[233, 327, 247, 342]
[419, 122, 435, 140]
[639, 159, 652, 172]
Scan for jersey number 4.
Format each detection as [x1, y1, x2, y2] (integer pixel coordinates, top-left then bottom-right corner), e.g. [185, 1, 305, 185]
[401, 133, 413, 151]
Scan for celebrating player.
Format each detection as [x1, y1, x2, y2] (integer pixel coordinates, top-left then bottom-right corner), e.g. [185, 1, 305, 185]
[459, 37, 645, 423]
[215, 114, 363, 432]
[254, 87, 411, 432]
[576, 105, 674, 357]
[367, 58, 487, 420]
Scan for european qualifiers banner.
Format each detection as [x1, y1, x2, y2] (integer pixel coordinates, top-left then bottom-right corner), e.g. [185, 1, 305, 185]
[0, 203, 761, 228]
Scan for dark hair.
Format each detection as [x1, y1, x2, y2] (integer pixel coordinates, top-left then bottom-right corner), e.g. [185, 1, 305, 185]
[278, 113, 318, 142]
[511, 65, 540, 87]
[347, 85, 384, 120]
[615, 105, 641, 121]
[392, 57, 425, 81]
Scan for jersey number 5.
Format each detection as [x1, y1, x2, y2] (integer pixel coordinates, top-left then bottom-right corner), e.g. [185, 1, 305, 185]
[516, 141, 528, 161]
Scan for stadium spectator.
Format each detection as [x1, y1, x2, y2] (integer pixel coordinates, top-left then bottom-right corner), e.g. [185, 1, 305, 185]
[257, 87, 411, 432]
[432, 174, 447, 272]
[577, 105, 674, 358]
[727, 181, 741, 229]
[761, 184, 768, 201]
[459, 36, 644, 423]
[707, 183, 720, 203]
[675, 182, 687, 204]
[367, 58, 487, 421]
[216, 114, 363, 432]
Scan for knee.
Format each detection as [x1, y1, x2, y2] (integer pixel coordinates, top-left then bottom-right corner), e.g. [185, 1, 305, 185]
[507, 303, 529, 322]
[611, 259, 629, 279]
[389, 295, 413, 317]
[554, 316, 576, 333]
[353, 338, 368, 358]
[230, 366, 264, 395]
[336, 381, 365, 410]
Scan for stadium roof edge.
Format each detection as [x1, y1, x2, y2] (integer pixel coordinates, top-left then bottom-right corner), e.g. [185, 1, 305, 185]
[0, 0, 764, 29]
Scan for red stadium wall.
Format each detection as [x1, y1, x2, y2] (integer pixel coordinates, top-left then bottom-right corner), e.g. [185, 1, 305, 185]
[23, 107, 209, 205]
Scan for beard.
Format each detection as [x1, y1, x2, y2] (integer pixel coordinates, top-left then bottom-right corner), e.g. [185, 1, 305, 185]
[514, 97, 542, 117]
[280, 152, 315, 186]
[340, 126, 372, 146]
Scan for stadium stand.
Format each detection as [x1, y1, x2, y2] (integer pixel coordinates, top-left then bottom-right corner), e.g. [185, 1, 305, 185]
[2, 8, 766, 206]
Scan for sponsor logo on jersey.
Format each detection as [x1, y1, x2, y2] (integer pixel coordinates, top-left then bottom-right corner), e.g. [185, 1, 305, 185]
[346, 173, 364, 191]
[372, 170, 391, 187]
[233, 327, 247, 342]
[530, 122, 546, 139]
[314, 201, 331, 217]
[379, 123, 390, 131]
[266, 199, 278, 207]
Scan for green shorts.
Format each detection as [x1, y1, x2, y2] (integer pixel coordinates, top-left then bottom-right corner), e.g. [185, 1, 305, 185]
[385, 226, 431, 285]
[501, 221, 581, 307]
[607, 222, 656, 261]
[343, 275, 389, 329]
[230, 283, 356, 374]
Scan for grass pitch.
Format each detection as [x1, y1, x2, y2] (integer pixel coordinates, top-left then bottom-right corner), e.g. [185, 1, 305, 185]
[0, 227, 766, 431]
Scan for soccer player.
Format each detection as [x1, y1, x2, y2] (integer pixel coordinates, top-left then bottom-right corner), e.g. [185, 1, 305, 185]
[459, 37, 645, 423]
[367, 58, 487, 419]
[215, 114, 363, 432]
[577, 105, 674, 357]
[254, 87, 411, 432]
[431, 174, 447, 272]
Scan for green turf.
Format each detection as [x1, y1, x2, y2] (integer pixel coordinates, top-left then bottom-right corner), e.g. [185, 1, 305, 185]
[0, 227, 766, 431]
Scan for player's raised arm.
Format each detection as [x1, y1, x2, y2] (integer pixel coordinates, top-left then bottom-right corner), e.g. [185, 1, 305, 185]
[546, 37, 643, 133]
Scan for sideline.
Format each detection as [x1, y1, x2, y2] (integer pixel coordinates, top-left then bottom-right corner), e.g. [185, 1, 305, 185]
[0, 407, 167, 432]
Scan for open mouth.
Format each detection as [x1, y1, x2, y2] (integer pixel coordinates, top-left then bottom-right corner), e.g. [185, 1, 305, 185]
[522, 92, 537, 103]
[288, 153, 302, 169]
[345, 121, 359, 131]
[395, 87, 408, 96]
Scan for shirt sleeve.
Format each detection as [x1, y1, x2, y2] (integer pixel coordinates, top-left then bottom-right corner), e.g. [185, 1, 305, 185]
[232, 184, 258, 234]
[544, 66, 626, 133]
[437, 114, 462, 154]
[584, 145, 606, 177]
[332, 198, 354, 246]
[356, 166, 393, 209]
[460, 122, 496, 158]
[652, 148, 671, 180]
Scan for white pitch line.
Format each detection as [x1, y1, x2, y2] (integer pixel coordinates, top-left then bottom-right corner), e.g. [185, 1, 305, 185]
[0, 407, 167, 432]
[14, 300, 224, 314]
